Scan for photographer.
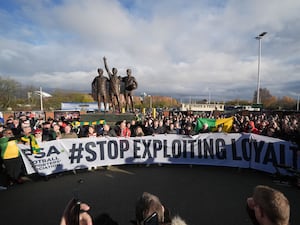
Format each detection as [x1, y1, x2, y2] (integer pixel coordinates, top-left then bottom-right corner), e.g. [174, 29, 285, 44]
[135, 192, 187, 225]
[60, 200, 92, 225]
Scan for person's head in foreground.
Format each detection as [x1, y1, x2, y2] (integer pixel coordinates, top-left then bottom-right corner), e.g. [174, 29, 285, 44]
[247, 185, 290, 225]
[135, 192, 187, 225]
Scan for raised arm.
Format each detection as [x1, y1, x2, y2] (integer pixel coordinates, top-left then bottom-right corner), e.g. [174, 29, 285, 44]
[103, 57, 112, 77]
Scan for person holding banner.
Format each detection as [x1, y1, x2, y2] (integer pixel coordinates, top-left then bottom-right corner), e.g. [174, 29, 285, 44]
[53, 123, 62, 139]
[117, 121, 131, 137]
[0, 129, 25, 185]
[61, 124, 78, 139]
[246, 185, 290, 225]
[198, 123, 210, 133]
[86, 125, 97, 138]
[134, 126, 145, 137]
[102, 124, 117, 137]
[20, 123, 40, 154]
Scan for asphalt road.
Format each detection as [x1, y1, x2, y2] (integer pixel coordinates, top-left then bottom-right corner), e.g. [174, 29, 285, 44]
[1, 165, 299, 225]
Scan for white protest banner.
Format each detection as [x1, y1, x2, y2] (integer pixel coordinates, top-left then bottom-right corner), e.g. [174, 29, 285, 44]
[18, 133, 299, 176]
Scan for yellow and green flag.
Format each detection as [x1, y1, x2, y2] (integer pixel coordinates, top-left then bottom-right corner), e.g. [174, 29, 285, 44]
[20, 135, 41, 154]
[195, 117, 234, 133]
[72, 120, 106, 127]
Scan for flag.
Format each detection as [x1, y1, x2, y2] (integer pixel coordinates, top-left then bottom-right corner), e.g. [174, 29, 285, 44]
[72, 120, 106, 127]
[20, 135, 41, 154]
[195, 117, 234, 133]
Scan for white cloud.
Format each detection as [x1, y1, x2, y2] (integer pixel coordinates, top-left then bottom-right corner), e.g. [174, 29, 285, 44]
[0, 0, 300, 101]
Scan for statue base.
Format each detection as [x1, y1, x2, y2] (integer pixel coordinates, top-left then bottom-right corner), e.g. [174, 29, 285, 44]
[80, 112, 135, 126]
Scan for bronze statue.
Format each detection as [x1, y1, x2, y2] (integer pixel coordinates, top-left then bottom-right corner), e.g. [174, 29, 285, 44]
[91, 68, 109, 111]
[122, 68, 138, 112]
[103, 57, 121, 111]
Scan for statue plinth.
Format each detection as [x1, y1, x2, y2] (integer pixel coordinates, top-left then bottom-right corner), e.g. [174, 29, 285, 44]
[81, 112, 135, 125]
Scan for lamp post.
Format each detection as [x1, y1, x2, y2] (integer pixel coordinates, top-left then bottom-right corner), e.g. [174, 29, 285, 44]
[33, 87, 52, 112]
[297, 94, 299, 111]
[40, 87, 43, 111]
[141, 92, 153, 112]
[149, 95, 152, 109]
[255, 32, 267, 104]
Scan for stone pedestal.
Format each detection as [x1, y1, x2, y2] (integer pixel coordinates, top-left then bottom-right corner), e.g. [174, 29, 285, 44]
[80, 112, 135, 126]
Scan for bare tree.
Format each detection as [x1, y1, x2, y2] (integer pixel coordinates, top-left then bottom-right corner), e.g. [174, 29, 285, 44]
[0, 77, 21, 110]
[253, 87, 273, 104]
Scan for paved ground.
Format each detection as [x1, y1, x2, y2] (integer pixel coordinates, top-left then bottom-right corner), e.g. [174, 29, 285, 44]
[0, 165, 299, 225]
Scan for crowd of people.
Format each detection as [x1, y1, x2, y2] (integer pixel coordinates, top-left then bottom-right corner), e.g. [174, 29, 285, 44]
[0, 110, 299, 188]
[59, 186, 290, 225]
[1, 110, 299, 142]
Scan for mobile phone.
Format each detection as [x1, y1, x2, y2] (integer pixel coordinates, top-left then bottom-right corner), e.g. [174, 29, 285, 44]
[144, 212, 158, 225]
[65, 198, 81, 225]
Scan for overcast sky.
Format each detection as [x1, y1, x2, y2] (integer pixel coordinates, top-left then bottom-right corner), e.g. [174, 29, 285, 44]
[0, 0, 299, 102]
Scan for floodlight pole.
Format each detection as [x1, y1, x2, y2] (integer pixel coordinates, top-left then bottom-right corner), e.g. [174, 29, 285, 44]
[297, 94, 299, 111]
[40, 87, 43, 111]
[149, 95, 152, 109]
[255, 32, 267, 104]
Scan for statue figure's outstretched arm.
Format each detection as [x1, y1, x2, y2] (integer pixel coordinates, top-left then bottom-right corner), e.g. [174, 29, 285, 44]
[103, 57, 112, 78]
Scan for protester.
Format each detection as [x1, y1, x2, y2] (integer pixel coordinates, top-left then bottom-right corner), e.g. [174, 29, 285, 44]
[245, 121, 259, 134]
[198, 123, 210, 133]
[130, 119, 138, 137]
[0, 129, 25, 185]
[167, 123, 177, 134]
[134, 126, 145, 137]
[34, 128, 43, 142]
[0, 124, 4, 138]
[173, 121, 182, 134]
[216, 124, 223, 133]
[142, 119, 154, 136]
[182, 123, 196, 135]
[9, 118, 22, 138]
[42, 121, 56, 141]
[151, 119, 165, 135]
[246, 185, 290, 225]
[117, 120, 131, 137]
[20, 122, 41, 154]
[53, 123, 62, 139]
[86, 125, 97, 138]
[102, 124, 117, 137]
[126, 121, 132, 136]
[61, 124, 78, 139]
